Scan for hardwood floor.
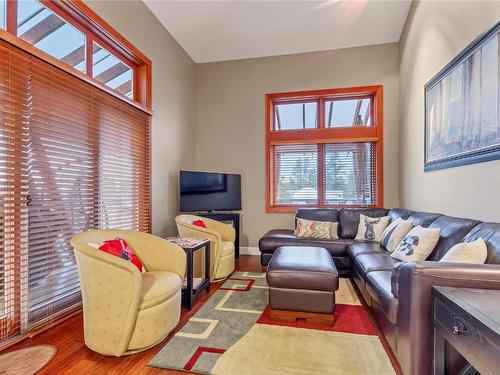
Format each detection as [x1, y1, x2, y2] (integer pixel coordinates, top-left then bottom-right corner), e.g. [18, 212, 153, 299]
[7, 255, 402, 375]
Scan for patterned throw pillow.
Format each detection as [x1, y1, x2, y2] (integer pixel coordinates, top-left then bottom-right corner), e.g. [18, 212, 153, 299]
[391, 226, 441, 261]
[294, 218, 339, 239]
[440, 238, 487, 264]
[380, 218, 414, 252]
[354, 214, 390, 242]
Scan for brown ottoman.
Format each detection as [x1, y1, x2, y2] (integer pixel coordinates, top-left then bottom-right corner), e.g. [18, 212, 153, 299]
[266, 246, 339, 325]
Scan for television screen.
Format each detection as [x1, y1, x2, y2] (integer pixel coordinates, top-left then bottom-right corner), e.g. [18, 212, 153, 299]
[180, 171, 241, 212]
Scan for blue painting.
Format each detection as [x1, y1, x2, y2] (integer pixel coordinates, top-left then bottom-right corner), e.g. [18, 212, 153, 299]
[425, 21, 500, 171]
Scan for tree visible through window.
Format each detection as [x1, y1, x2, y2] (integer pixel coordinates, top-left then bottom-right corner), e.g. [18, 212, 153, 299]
[266, 86, 383, 212]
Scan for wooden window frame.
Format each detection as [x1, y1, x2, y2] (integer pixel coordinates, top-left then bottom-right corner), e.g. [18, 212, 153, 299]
[265, 85, 384, 213]
[2, 0, 152, 113]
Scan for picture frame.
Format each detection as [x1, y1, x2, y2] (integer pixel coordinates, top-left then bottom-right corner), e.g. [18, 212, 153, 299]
[424, 20, 500, 171]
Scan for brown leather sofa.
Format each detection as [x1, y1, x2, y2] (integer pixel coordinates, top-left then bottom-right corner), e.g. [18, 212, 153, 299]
[258, 208, 500, 375]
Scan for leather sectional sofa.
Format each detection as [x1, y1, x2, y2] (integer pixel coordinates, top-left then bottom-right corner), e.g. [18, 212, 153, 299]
[258, 208, 500, 375]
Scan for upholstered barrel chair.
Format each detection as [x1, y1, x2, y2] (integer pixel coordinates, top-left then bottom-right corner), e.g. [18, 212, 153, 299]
[71, 229, 186, 356]
[175, 214, 235, 282]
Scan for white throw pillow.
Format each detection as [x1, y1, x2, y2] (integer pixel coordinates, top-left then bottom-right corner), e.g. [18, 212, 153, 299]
[380, 218, 414, 253]
[391, 225, 441, 261]
[440, 238, 487, 264]
[354, 214, 390, 242]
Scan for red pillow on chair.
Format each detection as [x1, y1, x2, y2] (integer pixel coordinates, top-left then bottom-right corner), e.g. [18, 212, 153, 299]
[192, 219, 206, 228]
[98, 239, 142, 271]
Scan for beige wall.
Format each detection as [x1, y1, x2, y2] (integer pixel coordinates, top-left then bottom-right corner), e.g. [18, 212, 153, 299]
[195, 44, 400, 247]
[399, 1, 500, 222]
[84, 1, 197, 237]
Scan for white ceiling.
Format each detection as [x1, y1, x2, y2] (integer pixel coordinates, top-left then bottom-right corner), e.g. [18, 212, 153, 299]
[144, 0, 412, 63]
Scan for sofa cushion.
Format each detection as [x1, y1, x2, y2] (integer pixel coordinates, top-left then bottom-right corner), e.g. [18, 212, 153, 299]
[388, 208, 412, 221]
[366, 271, 399, 324]
[463, 222, 500, 264]
[347, 242, 386, 259]
[354, 253, 401, 275]
[406, 211, 442, 227]
[259, 229, 354, 257]
[428, 215, 481, 261]
[339, 208, 390, 239]
[296, 208, 339, 223]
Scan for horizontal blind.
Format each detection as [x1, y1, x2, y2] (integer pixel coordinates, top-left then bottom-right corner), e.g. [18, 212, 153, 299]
[324, 142, 377, 206]
[94, 91, 151, 231]
[270, 142, 377, 206]
[0, 37, 151, 340]
[270, 144, 318, 205]
[0, 41, 30, 345]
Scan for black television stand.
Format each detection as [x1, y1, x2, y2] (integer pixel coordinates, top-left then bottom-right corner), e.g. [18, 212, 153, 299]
[197, 212, 240, 258]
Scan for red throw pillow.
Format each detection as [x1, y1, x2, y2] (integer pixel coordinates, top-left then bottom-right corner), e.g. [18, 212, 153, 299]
[98, 239, 142, 271]
[192, 219, 206, 228]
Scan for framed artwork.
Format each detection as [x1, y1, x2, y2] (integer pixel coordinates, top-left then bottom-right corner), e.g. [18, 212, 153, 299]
[425, 21, 500, 171]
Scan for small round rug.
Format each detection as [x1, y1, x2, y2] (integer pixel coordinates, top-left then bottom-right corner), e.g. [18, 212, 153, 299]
[0, 345, 57, 375]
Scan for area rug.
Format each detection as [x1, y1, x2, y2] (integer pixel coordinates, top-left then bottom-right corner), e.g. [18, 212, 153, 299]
[0, 345, 57, 375]
[149, 271, 395, 374]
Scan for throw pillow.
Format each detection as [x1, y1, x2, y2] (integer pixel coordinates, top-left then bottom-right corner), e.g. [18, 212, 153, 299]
[294, 218, 339, 240]
[354, 214, 390, 242]
[192, 219, 207, 228]
[380, 218, 414, 252]
[98, 239, 143, 271]
[440, 238, 487, 264]
[391, 226, 441, 261]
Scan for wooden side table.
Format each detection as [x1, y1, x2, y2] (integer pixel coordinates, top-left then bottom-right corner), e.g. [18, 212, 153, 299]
[167, 237, 211, 309]
[432, 286, 500, 375]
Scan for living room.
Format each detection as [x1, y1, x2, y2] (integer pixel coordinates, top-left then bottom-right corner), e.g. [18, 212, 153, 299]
[0, 0, 499, 374]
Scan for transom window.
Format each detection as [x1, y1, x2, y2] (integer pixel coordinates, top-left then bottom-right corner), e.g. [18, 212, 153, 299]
[1, 0, 150, 108]
[266, 86, 383, 213]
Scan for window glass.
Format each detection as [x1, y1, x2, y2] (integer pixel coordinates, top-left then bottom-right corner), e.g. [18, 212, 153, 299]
[324, 142, 376, 205]
[93, 42, 133, 98]
[274, 144, 318, 204]
[325, 98, 372, 127]
[274, 102, 317, 130]
[17, 0, 86, 72]
[0, 0, 6, 29]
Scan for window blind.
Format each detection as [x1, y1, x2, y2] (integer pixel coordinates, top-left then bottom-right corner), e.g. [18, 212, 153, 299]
[0, 38, 151, 344]
[270, 142, 377, 207]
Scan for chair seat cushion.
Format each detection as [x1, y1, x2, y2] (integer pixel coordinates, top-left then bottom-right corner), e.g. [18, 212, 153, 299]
[267, 246, 338, 292]
[354, 253, 401, 275]
[365, 271, 399, 324]
[221, 241, 235, 256]
[140, 271, 181, 309]
[347, 242, 386, 259]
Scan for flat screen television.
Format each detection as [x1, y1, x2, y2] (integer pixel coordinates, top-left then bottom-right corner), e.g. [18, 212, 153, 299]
[180, 171, 241, 212]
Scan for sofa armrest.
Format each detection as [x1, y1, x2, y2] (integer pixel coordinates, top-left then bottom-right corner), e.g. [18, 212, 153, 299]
[394, 261, 500, 375]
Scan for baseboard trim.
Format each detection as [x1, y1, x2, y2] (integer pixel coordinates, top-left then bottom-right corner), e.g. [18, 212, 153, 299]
[239, 246, 260, 256]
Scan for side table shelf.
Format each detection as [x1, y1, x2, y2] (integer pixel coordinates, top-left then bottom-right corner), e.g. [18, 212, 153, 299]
[167, 237, 211, 309]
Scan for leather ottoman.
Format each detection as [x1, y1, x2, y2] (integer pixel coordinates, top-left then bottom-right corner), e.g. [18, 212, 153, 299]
[266, 246, 339, 325]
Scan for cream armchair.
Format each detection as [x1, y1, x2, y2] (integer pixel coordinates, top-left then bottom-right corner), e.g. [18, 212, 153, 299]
[175, 214, 235, 282]
[71, 229, 186, 356]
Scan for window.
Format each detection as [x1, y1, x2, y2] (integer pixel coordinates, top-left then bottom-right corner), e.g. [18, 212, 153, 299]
[17, 0, 86, 72]
[266, 86, 383, 212]
[1, 0, 151, 109]
[0, 2, 151, 348]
